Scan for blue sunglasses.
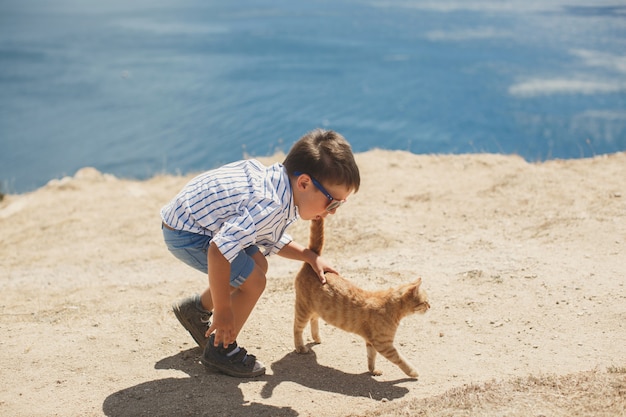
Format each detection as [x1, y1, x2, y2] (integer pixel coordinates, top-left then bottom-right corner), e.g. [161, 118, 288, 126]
[293, 171, 346, 212]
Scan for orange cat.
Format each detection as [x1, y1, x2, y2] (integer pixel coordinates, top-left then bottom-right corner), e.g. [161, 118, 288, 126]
[293, 218, 430, 378]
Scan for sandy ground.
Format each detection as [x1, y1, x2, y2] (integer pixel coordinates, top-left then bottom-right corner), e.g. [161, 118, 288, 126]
[1, 150, 625, 417]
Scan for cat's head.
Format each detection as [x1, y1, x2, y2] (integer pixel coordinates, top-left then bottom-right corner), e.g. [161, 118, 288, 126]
[405, 277, 430, 314]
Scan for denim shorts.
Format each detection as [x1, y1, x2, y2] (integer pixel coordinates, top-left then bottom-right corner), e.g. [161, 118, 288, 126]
[162, 224, 260, 288]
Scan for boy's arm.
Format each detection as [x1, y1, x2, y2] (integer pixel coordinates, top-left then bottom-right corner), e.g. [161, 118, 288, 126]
[206, 242, 235, 348]
[277, 241, 336, 284]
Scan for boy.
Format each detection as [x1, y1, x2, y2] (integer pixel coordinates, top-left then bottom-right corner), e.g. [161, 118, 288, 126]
[161, 129, 360, 377]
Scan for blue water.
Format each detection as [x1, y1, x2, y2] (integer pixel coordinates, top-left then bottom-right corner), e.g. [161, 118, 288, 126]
[1, 1, 625, 194]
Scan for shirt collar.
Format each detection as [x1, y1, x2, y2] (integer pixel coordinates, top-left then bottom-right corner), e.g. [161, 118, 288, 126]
[280, 163, 299, 221]
[269, 162, 299, 222]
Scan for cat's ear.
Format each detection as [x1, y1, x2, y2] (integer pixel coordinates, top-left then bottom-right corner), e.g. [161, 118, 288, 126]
[409, 278, 422, 296]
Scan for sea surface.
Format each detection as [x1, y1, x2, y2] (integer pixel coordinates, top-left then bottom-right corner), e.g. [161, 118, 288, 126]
[1, 0, 625, 193]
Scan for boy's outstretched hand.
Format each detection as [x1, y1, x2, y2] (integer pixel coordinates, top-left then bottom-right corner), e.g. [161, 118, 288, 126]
[277, 240, 336, 284]
[206, 307, 236, 348]
[311, 255, 338, 285]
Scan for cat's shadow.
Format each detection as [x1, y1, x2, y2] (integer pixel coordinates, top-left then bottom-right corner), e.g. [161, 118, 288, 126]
[260, 343, 413, 400]
[102, 345, 411, 416]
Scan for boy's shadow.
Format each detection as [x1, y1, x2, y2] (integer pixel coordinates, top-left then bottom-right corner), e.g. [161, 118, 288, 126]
[261, 344, 413, 400]
[103, 345, 412, 417]
[102, 348, 297, 417]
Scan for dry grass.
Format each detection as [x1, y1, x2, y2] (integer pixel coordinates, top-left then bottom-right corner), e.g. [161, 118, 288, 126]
[352, 367, 626, 417]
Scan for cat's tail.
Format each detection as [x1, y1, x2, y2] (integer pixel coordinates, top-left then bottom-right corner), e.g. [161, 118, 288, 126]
[308, 218, 325, 255]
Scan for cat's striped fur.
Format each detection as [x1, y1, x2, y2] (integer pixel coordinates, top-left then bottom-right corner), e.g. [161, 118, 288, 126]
[293, 218, 430, 378]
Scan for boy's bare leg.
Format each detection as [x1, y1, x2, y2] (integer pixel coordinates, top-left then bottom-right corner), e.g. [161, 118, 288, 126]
[201, 250, 268, 338]
[231, 250, 267, 337]
[230, 265, 266, 338]
[200, 250, 268, 377]
[173, 251, 267, 353]
[200, 288, 214, 311]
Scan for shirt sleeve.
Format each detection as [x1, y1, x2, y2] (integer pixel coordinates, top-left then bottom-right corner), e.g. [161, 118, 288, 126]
[210, 209, 257, 263]
[266, 232, 293, 256]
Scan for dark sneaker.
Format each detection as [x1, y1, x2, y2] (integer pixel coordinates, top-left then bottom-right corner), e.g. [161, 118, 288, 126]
[172, 295, 212, 349]
[201, 334, 266, 378]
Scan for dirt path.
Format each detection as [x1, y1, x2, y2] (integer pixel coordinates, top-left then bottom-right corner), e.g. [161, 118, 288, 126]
[1, 151, 625, 416]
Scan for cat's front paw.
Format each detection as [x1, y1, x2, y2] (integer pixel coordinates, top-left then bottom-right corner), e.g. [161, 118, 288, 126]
[405, 368, 419, 378]
[370, 369, 383, 376]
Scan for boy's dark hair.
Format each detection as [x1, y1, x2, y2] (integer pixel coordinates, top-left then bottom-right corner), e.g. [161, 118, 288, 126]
[283, 129, 360, 193]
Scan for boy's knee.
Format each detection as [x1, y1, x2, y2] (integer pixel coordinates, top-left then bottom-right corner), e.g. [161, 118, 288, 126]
[242, 266, 266, 294]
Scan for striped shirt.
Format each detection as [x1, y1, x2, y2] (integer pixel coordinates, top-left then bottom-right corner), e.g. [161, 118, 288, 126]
[160, 159, 298, 263]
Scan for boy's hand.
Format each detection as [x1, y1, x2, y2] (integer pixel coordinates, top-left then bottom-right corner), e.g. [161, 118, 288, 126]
[206, 307, 236, 348]
[276, 241, 337, 284]
[312, 255, 337, 285]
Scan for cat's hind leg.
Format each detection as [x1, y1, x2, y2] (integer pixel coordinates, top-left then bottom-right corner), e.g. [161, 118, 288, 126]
[373, 342, 418, 378]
